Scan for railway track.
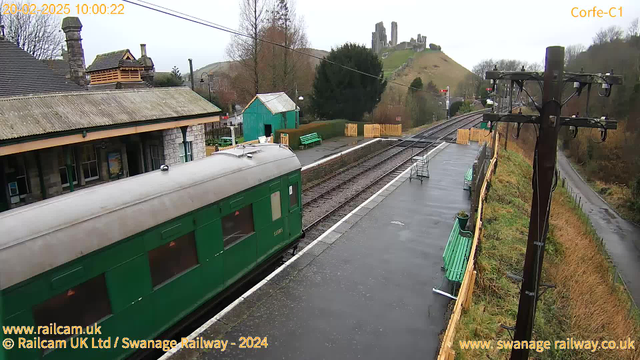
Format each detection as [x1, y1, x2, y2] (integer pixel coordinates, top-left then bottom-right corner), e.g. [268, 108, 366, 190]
[297, 110, 485, 250]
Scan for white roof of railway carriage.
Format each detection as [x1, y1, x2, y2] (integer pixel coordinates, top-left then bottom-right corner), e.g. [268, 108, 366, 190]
[243, 92, 297, 115]
[0, 87, 221, 141]
[0, 144, 301, 290]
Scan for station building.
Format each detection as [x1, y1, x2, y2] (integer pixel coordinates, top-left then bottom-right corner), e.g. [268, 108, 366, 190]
[0, 18, 220, 212]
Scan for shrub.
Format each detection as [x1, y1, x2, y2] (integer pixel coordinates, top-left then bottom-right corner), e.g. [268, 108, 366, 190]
[275, 120, 366, 149]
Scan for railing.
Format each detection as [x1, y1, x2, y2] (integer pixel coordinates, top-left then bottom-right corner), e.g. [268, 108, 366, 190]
[379, 124, 402, 136]
[437, 132, 499, 360]
[205, 123, 244, 143]
[364, 124, 381, 138]
[456, 129, 470, 145]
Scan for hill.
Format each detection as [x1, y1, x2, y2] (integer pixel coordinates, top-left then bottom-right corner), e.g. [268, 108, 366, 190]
[191, 48, 329, 81]
[383, 49, 472, 93]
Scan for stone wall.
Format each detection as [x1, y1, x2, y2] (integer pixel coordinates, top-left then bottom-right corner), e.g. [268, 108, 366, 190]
[301, 140, 393, 187]
[162, 124, 206, 165]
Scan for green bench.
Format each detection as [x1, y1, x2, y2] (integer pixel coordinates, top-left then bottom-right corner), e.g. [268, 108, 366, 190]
[463, 167, 473, 192]
[433, 219, 473, 298]
[299, 133, 322, 148]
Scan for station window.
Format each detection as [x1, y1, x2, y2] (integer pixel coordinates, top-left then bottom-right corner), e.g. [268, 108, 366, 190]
[58, 150, 78, 187]
[222, 204, 255, 249]
[148, 232, 199, 287]
[179, 142, 193, 162]
[32, 275, 112, 341]
[289, 183, 298, 209]
[271, 192, 281, 221]
[80, 145, 99, 181]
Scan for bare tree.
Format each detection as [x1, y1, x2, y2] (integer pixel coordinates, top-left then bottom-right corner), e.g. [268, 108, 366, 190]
[226, 0, 267, 98]
[0, 1, 63, 59]
[263, 0, 309, 96]
[627, 18, 639, 38]
[593, 26, 624, 45]
[564, 44, 586, 66]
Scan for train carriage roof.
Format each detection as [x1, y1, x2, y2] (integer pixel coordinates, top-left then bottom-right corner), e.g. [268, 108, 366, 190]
[0, 144, 300, 290]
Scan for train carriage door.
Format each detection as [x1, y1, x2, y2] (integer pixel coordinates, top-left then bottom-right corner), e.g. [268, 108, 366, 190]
[287, 174, 302, 241]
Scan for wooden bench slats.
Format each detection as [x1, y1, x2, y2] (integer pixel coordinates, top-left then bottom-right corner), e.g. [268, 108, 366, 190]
[443, 220, 473, 283]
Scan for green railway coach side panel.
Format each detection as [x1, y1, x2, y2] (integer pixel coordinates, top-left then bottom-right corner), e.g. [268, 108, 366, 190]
[243, 100, 296, 141]
[223, 234, 257, 287]
[105, 255, 152, 313]
[3, 311, 38, 360]
[2, 236, 146, 319]
[195, 219, 224, 298]
[152, 267, 204, 331]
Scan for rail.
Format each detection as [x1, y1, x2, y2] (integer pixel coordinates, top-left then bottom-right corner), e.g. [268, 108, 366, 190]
[303, 113, 486, 233]
[437, 131, 500, 360]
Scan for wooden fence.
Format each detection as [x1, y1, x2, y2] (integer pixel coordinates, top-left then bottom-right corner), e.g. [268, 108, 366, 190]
[456, 129, 470, 145]
[364, 124, 381, 138]
[345, 123, 358, 137]
[470, 128, 491, 144]
[280, 133, 289, 146]
[380, 124, 402, 136]
[437, 132, 499, 360]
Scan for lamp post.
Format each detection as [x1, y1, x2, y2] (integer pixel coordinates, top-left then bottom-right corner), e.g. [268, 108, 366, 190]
[199, 72, 213, 103]
[296, 95, 304, 128]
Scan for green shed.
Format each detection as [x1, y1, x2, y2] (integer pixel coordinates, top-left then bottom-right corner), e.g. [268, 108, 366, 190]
[243, 92, 298, 141]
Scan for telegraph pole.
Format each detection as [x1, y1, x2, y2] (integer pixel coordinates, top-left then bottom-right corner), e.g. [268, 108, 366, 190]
[510, 46, 564, 360]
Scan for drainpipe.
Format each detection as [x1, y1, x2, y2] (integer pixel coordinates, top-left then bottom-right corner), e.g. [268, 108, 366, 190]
[36, 151, 47, 199]
[180, 126, 189, 162]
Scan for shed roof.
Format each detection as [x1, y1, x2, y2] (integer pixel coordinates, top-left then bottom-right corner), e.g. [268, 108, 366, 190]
[245, 92, 297, 115]
[0, 87, 221, 141]
[86, 49, 143, 72]
[0, 41, 84, 97]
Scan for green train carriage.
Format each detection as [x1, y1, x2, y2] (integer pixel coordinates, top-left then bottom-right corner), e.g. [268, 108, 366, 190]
[0, 143, 302, 360]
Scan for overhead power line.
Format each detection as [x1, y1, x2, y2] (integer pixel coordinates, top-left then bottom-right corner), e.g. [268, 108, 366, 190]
[121, 0, 425, 92]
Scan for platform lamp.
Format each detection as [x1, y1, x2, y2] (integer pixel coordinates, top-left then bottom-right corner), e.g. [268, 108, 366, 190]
[199, 72, 213, 103]
[296, 95, 304, 128]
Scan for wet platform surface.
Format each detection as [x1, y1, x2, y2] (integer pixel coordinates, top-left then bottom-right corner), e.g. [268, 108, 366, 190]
[169, 143, 480, 360]
[294, 136, 369, 166]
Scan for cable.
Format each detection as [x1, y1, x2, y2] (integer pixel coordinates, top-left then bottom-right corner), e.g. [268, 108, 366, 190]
[121, 0, 427, 93]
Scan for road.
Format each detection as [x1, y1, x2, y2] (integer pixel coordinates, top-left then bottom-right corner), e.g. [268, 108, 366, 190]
[557, 151, 640, 305]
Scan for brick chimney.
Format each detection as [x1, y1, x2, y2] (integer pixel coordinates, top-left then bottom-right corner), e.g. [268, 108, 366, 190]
[139, 43, 155, 84]
[61, 17, 87, 87]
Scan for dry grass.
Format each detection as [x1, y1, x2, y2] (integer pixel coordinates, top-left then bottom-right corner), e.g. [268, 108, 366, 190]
[390, 51, 472, 94]
[549, 191, 639, 359]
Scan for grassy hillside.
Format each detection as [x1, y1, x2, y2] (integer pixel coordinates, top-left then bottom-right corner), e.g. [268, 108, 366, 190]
[389, 50, 471, 93]
[381, 49, 415, 77]
[453, 146, 639, 359]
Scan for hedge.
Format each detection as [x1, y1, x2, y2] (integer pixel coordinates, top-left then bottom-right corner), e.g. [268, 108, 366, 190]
[275, 120, 367, 149]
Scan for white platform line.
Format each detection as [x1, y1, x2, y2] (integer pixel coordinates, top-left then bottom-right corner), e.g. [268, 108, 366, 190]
[159, 141, 447, 359]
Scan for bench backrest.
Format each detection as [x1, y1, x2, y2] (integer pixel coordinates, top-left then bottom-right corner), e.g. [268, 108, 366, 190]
[300, 133, 321, 142]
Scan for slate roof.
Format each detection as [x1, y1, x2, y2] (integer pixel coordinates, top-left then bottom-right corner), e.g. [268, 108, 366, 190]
[245, 92, 297, 115]
[86, 50, 143, 72]
[42, 59, 70, 78]
[0, 40, 84, 97]
[0, 87, 221, 141]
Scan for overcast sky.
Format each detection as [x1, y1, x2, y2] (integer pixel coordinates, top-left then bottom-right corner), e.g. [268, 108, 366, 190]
[36, 0, 640, 72]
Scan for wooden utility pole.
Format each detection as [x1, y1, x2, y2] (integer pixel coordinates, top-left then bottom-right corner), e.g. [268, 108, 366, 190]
[510, 46, 564, 360]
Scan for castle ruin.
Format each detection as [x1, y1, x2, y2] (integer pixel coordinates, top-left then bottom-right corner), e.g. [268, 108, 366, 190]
[371, 21, 426, 54]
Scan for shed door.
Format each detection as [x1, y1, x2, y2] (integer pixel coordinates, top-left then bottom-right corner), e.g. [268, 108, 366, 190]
[264, 124, 273, 137]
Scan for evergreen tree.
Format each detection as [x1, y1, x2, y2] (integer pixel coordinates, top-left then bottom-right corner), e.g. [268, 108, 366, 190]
[311, 43, 387, 121]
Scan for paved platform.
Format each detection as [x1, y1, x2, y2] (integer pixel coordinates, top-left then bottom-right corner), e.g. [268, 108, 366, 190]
[294, 136, 369, 166]
[167, 143, 480, 360]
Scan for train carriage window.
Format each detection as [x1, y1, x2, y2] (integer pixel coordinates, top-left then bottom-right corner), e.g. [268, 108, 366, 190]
[148, 232, 199, 287]
[222, 204, 255, 249]
[289, 183, 298, 209]
[271, 192, 282, 221]
[33, 274, 112, 341]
